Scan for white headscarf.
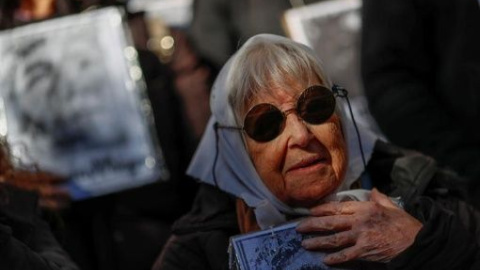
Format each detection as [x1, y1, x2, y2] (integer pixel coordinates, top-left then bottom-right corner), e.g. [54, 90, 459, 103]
[187, 34, 379, 229]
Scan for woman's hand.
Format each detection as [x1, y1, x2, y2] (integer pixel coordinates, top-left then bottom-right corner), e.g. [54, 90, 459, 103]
[8, 170, 71, 211]
[296, 189, 422, 264]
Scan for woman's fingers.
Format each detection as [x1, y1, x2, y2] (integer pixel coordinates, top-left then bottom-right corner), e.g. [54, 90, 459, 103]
[321, 237, 403, 265]
[311, 190, 400, 216]
[297, 215, 353, 232]
[298, 193, 423, 264]
[35, 171, 67, 184]
[302, 230, 357, 249]
[310, 201, 367, 216]
[38, 185, 71, 211]
[39, 196, 70, 211]
[323, 245, 363, 265]
[10, 170, 72, 211]
[38, 185, 70, 199]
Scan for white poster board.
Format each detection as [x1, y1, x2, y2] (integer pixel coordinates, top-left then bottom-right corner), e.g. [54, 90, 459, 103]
[0, 7, 169, 200]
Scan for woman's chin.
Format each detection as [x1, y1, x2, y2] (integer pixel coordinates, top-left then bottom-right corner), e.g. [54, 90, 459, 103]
[284, 172, 339, 208]
[287, 192, 331, 208]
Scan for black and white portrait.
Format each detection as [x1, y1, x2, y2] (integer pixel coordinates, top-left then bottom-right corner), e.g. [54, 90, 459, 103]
[7, 29, 126, 155]
[230, 222, 349, 270]
[0, 8, 168, 199]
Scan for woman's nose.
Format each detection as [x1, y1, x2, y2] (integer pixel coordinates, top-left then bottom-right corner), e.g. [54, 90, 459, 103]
[285, 113, 313, 148]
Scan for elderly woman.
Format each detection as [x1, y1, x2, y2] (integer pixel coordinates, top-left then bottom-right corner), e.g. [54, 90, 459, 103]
[154, 34, 480, 270]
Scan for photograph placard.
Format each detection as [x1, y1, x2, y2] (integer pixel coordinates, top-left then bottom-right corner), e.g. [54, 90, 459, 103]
[0, 7, 169, 200]
[229, 221, 354, 270]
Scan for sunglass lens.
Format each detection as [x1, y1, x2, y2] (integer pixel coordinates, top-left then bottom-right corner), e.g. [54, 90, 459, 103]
[244, 104, 285, 142]
[298, 86, 336, 124]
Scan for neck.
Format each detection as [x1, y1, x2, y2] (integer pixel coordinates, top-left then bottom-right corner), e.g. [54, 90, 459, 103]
[236, 199, 260, 233]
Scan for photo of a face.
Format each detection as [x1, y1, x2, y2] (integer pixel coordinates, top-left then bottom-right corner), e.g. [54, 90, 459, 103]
[12, 31, 126, 153]
[0, 8, 168, 199]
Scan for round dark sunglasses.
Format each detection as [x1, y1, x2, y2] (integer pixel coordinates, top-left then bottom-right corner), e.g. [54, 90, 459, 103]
[226, 85, 336, 142]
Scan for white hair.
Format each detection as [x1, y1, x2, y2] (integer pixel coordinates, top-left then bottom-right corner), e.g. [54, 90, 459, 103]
[226, 35, 331, 125]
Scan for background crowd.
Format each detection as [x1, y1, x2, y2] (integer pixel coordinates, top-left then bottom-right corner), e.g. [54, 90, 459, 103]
[0, 0, 478, 269]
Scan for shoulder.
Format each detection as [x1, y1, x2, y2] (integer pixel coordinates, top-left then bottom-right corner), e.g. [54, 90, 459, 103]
[172, 183, 239, 234]
[389, 195, 480, 269]
[154, 184, 239, 270]
[155, 230, 233, 270]
[369, 141, 469, 203]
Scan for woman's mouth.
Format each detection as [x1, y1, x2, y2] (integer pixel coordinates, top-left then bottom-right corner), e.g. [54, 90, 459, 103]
[286, 156, 328, 174]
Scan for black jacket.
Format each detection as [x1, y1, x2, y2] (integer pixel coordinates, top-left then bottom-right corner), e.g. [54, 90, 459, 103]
[0, 185, 79, 270]
[154, 141, 480, 270]
[361, 0, 480, 203]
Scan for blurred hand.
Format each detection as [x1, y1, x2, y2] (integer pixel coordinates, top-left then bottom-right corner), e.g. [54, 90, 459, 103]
[170, 30, 200, 75]
[296, 188, 422, 264]
[8, 170, 71, 211]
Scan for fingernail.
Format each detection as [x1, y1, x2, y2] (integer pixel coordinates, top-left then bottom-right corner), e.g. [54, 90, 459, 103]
[296, 223, 305, 232]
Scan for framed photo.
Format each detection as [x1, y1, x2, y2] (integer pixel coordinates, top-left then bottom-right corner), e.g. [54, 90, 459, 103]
[229, 221, 352, 270]
[0, 7, 169, 200]
[283, 0, 362, 97]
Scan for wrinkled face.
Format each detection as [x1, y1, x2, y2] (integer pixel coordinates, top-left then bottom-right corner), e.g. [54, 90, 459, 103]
[244, 80, 347, 208]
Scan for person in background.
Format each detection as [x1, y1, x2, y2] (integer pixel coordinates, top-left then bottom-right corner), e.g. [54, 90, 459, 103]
[361, 0, 480, 207]
[0, 139, 79, 270]
[189, 0, 323, 72]
[168, 28, 212, 139]
[0, 1, 199, 269]
[154, 34, 480, 270]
